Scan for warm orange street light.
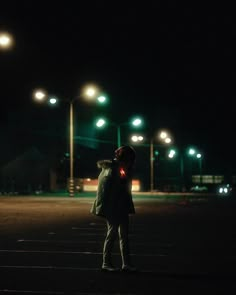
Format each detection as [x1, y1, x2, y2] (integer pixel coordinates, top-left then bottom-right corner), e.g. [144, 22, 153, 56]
[0, 31, 14, 50]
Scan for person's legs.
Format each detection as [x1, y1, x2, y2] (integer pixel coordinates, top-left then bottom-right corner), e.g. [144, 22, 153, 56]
[119, 215, 137, 271]
[102, 220, 118, 270]
[118, 216, 133, 268]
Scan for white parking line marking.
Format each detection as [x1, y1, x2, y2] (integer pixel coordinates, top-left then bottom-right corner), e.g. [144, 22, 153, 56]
[0, 249, 167, 256]
[0, 290, 64, 294]
[17, 239, 102, 243]
[0, 265, 103, 273]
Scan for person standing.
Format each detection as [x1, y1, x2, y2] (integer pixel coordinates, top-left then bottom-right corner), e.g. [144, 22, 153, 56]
[90, 145, 137, 272]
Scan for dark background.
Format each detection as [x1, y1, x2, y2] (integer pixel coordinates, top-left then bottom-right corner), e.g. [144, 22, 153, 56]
[1, 1, 236, 185]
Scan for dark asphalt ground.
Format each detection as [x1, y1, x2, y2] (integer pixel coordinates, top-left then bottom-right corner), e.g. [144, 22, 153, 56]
[0, 194, 236, 294]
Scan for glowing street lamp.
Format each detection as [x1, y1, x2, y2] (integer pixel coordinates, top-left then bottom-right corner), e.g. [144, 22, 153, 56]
[131, 129, 173, 192]
[95, 116, 143, 147]
[33, 84, 104, 197]
[33, 89, 47, 102]
[131, 135, 144, 143]
[159, 131, 172, 144]
[0, 31, 14, 50]
[196, 153, 203, 184]
[168, 146, 203, 189]
[150, 130, 173, 191]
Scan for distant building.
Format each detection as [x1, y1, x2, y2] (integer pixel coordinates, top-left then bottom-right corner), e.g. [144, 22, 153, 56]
[0, 147, 51, 194]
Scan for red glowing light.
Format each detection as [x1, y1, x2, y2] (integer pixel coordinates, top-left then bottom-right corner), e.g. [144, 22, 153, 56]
[119, 168, 126, 178]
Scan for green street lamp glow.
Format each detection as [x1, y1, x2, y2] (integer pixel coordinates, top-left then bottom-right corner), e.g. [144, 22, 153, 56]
[188, 148, 196, 155]
[132, 118, 142, 127]
[168, 146, 204, 188]
[96, 117, 143, 147]
[97, 95, 107, 104]
[96, 118, 106, 128]
[49, 97, 57, 105]
[150, 129, 173, 192]
[197, 153, 203, 184]
[154, 150, 159, 156]
[168, 149, 176, 158]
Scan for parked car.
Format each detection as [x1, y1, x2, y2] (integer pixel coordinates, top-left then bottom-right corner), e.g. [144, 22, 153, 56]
[217, 184, 232, 196]
[190, 185, 208, 192]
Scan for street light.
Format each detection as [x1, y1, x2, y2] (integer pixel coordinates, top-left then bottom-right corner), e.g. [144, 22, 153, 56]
[33, 84, 104, 197]
[196, 153, 203, 184]
[95, 117, 143, 147]
[150, 130, 173, 192]
[188, 150, 203, 184]
[187, 148, 204, 184]
[0, 31, 14, 50]
[131, 129, 173, 192]
[168, 146, 203, 190]
[131, 135, 144, 143]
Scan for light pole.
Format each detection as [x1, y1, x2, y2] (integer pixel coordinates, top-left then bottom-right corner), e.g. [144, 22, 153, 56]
[168, 147, 203, 190]
[150, 138, 154, 192]
[96, 117, 143, 148]
[150, 130, 173, 192]
[33, 84, 104, 197]
[196, 152, 202, 184]
[131, 130, 173, 192]
[188, 148, 203, 185]
[69, 101, 74, 197]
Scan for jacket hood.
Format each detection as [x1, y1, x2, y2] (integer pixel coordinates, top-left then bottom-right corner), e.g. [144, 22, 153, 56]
[97, 159, 115, 169]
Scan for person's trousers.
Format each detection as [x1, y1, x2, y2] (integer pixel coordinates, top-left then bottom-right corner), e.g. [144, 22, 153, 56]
[103, 215, 131, 267]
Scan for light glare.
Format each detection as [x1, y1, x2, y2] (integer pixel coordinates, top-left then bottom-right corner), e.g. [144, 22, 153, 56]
[132, 118, 142, 126]
[131, 135, 138, 142]
[96, 118, 106, 128]
[165, 137, 172, 144]
[168, 149, 176, 158]
[0, 32, 13, 49]
[131, 135, 143, 142]
[97, 95, 106, 103]
[160, 131, 167, 139]
[86, 88, 96, 97]
[83, 84, 99, 99]
[49, 97, 57, 104]
[189, 148, 196, 155]
[33, 89, 47, 101]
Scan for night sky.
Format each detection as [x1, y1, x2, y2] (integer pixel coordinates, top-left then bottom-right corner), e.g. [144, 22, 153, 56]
[1, 1, 236, 178]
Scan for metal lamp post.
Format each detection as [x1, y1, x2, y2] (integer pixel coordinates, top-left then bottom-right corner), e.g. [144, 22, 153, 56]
[170, 147, 203, 190]
[131, 130, 172, 192]
[196, 153, 202, 184]
[69, 100, 74, 197]
[150, 130, 173, 192]
[33, 84, 102, 197]
[188, 148, 203, 185]
[150, 138, 154, 192]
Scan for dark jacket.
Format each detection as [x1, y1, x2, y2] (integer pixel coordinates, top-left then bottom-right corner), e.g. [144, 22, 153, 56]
[90, 159, 135, 220]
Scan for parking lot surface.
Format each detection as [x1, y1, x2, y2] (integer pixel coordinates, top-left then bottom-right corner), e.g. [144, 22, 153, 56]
[0, 195, 235, 294]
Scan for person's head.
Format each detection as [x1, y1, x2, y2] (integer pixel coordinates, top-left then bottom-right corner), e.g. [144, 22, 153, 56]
[114, 145, 136, 168]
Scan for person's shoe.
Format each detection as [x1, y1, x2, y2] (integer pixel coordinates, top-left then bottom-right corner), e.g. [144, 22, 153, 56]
[101, 264, 118, 272]
[122, 265, 137, 272]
